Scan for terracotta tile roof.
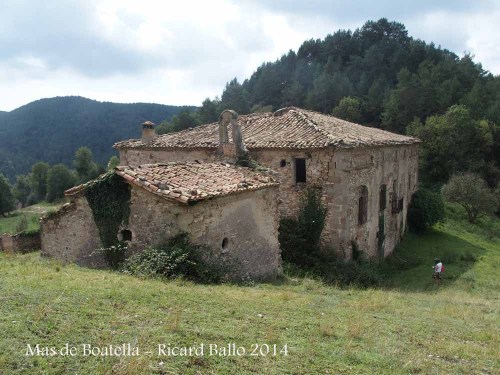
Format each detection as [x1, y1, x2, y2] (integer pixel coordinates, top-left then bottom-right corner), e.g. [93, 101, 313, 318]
[114, 107, 419, 151]
[65, 163, 279, 205]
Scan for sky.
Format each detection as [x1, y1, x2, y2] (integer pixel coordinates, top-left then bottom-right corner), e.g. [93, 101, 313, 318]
[1, 0, 499, 111]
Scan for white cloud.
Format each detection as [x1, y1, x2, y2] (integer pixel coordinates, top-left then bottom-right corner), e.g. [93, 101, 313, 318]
[0, 0, 499, 111]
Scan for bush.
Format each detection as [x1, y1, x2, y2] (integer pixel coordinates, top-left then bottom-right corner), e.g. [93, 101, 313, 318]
[98, 242, 128, 270]
[279, 188, 381, 287]
[407, 188, 445, 233]
[279, 188, 327, 266]
[123, 234, 220, 283]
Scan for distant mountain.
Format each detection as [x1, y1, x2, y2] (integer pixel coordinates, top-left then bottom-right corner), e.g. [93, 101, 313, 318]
[0, 96, 196, 180]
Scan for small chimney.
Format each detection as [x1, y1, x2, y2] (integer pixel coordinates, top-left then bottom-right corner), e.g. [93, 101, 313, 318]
[141, 121, 156, 140]
[219, 110, 247, 158]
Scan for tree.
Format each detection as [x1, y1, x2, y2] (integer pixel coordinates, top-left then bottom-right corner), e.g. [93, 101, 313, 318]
[29, 162, 49, 202]
[156, 111, 199, 135]
[407, 105, 494, 184]
[74, 147, 99, 183]
[13, 175, 31, 207]
[381, 68, 423, 133]
[220, 78, 250, 115]
[442, 173, 498, 223]
[107, 156, 120, 171]
[332, 97, 362, 122]
[47, 164, 77, 202]
[407, 188, 445, 233]
[0, 173, 15, 216]
[306, 72, 353, 113]
[197, 98, 220, 124]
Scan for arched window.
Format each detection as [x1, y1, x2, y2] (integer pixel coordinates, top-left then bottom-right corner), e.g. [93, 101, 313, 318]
[358, 186, 368, 225]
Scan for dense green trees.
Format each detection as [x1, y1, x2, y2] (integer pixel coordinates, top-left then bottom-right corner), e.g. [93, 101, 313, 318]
[156, 111, 200, 135]
[0, 96, 195, 181]
[407, 189, 445, 233]
[13, 175, 31, 207]
[0, 173, 15, 216]
[29, 162, 49, 202]
[332, 97, 362, 122]
[407, 105, 499, 185]
[74, 147, 99, 183]
[194, 18, 500, 188]
[47, 164, 77, 202]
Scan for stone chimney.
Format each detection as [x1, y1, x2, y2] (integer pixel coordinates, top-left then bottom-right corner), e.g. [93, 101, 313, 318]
[141, 121, 156, 140]
[219, 110, 247, 158]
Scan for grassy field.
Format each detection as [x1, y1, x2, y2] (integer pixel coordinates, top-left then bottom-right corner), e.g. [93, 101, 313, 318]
[0, 202, 62, 235]
[0, 209, 498, 374]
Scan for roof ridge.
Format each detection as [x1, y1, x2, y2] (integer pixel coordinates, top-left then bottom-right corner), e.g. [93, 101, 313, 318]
[292, 109, 336, 145]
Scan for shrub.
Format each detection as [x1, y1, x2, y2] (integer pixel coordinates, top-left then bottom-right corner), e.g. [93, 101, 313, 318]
[407, 188, 445, 233]
[279, 188, 382, 287]
[97, 242, 128, 270]
[123, 234, 220, 283]
[279, 188, 327, 266]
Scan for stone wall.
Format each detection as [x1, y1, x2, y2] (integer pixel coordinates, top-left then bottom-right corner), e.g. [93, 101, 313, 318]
[328, 144, 419, 257]
[41, 185, 282, 281]
[0, 232, 41, 254]
[41, 199, 105, 267]
[118, 143, 419, 258]
[124, 185, 282, 281]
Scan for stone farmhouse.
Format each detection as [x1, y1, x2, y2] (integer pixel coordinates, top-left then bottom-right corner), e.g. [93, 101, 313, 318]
[41, 160, 282, 281]
[115, 107, 420, 258]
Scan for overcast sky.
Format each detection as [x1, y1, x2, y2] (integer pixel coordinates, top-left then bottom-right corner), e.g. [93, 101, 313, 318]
[1, 0, 499, 111]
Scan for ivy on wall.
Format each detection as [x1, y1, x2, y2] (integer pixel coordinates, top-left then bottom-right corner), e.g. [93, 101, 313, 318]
[84, 172, 131, 249]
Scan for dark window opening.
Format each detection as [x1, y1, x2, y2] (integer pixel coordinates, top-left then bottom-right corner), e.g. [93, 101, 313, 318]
[221, 237, 229, 250]
[379, 184, 387, 211]
[295, 158, 306, 183]
[280, 159, 286, 168]
[358, 186, 368, 225]
[119, 229, 132, 241]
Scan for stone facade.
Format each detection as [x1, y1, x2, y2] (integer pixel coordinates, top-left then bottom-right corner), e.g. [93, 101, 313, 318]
[41, 199, 104, 267]
[41, 177, 282, 281]
[118, 144, 418, 258]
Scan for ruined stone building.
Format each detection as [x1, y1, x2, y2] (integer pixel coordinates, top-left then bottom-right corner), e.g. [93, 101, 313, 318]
[41, 161, 282, 281]
[115, 107, 420, 258]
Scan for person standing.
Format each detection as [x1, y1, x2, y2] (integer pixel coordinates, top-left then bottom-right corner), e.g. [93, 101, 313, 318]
[432, 258, 444, 286]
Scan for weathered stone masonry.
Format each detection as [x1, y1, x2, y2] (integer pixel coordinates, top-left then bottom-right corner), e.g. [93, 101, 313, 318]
[41, 162, 282, 281]
[115, 107, 420, 258]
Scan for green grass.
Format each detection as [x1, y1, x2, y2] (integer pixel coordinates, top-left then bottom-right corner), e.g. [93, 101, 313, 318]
[0, 202, 63, 235]
[0, 214, 498, 374]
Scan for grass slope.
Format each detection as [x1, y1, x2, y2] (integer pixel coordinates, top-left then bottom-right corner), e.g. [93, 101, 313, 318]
[0, 202, 61, 235]
[0, 216, 498, 374]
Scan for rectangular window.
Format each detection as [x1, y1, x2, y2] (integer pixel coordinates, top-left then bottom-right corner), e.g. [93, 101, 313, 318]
[295, 158, 306, 183]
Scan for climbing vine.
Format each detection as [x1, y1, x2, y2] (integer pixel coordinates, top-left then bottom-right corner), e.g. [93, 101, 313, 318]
[84, 172, 131, 249]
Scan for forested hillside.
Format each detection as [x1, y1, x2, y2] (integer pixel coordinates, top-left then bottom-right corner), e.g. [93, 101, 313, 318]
[196, 18, 500, 187]
[0, 97, 195, 180]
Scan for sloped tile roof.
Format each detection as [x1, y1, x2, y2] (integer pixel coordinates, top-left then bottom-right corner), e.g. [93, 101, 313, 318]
[65, 163, 279, 205]
[114, 107, 419, 151]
